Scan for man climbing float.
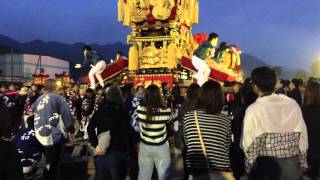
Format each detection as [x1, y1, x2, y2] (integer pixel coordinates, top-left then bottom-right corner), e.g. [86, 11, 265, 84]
[82, 45, 107, 89]
[192, 32, 219, 86]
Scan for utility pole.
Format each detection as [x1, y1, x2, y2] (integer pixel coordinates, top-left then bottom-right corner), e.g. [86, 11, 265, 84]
[34, 55, 42, 75]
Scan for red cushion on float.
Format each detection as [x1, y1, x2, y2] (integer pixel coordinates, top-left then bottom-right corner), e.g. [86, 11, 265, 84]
[181, 56, 237, 82]
[84, 59, 129, 84]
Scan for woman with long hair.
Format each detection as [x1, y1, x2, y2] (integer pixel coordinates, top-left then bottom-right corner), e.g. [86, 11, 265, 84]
[137, 84, 172, 180]
[176, 83, 200, 149]
[288, 78, 302, 105]
[183, 80, 234, 180]
[177, 83, 200, 127]
[231, 78, 257, 180]
[176, 83, 200, 179]
[87, 84, 131, 180]
[302, 81, 320, 179]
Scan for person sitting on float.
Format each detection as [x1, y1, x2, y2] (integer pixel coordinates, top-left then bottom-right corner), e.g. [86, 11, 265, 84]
[214, 41, 228, 62]
[192, 32, 219, 86]
[229, 45, 242, 70]
[115, 51, 128, 61]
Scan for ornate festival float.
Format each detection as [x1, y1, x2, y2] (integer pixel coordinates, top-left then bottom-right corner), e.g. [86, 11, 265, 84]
[98, 0, 243, 87]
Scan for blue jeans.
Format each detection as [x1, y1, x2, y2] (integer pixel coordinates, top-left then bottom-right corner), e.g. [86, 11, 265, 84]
[94, 150, 128, 180]
[138, 141, 171, 180]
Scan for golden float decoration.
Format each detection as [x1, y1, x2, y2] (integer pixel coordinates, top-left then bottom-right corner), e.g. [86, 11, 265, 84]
[118, 0, 243, 83]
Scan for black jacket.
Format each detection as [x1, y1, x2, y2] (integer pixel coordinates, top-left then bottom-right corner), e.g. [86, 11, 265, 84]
[288, 89, 302, 106]
[0, 139, 24, 180]
[302, 106, 320, 166]
[231, 105, 246, 178]
[87, 101, 132, 152]
[16, 94, 27, 118]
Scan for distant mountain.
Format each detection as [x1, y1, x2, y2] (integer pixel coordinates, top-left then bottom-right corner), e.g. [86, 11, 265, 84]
[0, 35, 20, 48]
[240, 53, 269, 78]
[0, 34, 129, 78]
[240, 54, 298, 79]
[0, 34, 270, 80]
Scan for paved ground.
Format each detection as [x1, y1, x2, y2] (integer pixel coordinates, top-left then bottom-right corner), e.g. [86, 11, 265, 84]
[87, 143, 185, 180]
[32, 140, 185, 180]
[34, 143, 316, 180]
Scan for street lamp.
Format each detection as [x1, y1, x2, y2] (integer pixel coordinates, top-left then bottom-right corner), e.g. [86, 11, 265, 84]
[74, 64, 82, 69]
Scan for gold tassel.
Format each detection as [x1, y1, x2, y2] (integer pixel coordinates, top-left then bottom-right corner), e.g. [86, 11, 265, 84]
[189, 0, 194, 25]
[193, 0, 199, 24]
[185, 0, 191, 26]
[237, 54, 241, 66]
[129, 44, 139, 71]
[231, 52, 236, 69]
[222, 49, 231, 68]
[168, 44, 178, 69]
[118, 0, 124, 22]
[123, 0, 132, 26]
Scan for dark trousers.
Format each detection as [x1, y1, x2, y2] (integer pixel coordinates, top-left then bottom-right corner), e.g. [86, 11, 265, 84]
[43, 140, 65, 180]
[230, 146, 245, 180]
[129, 144, 139, 180]
[248, 156, 302, 180]
[94, 151, 128, 180]
[307, 165, 320, 179]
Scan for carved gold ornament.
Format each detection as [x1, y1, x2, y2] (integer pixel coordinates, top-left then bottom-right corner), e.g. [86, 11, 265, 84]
[152, 0, 175, 20]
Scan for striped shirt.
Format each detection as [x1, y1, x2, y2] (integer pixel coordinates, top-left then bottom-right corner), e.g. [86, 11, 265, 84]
[137, 106, 171, 145]
[183, 109, 232, 171]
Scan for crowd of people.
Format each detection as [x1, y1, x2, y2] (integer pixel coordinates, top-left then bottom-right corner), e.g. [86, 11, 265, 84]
[0, 66, 320, 180]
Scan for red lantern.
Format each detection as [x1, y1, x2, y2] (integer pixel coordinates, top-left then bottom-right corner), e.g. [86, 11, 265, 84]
[32, 73, 49, 85]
